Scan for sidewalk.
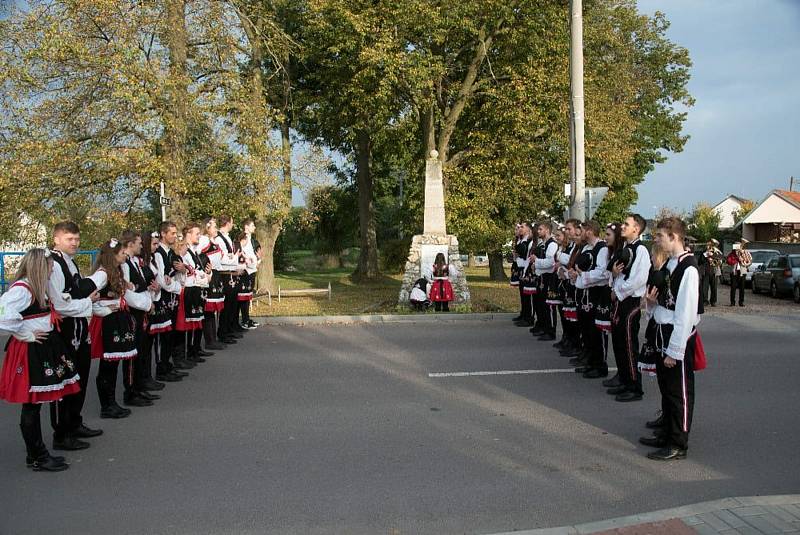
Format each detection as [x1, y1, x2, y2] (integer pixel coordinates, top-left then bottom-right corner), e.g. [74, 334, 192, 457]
[491, 495, 800, 535]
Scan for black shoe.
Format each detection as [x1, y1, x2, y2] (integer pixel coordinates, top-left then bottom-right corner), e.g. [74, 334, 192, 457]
[72, 424, 103, 438]
[124, 395, 154, 407]
[738, 303, 745, 307]
[141, 379, 166, 391]
[728, 303, 736, 307]
[639, 436, 668, 448]
[574, 366, 590, 374]
[247, 320, 259, 328]
[615, 391, 643, 402]
[647, 446, 686, 461]
[606, 385, 627, 395]
[171, 369, 189, 377]
[582, 368, 608, 379]
[137, 391, 160, 401]
[553, 339, 566, 349]
[512, 315, 523, 322]
[569, 357, 587, 366]
[173, 359, 196, 370]
[602, 374, 621, 388]
[537, 333, 556, 341]
[206, 342, 225, 350]
[646, 414, 664, 429]
[514, 321, 532, 327]
[53, 436, 91, 451]
[157, 372, 182, 382]
[101, 404, 131, 419]
[710, 303, 716, 307]
[27, 454, 65, 466]
[562, 348, 582, 358]
[187, 355, 206, 363]
[197, 349, 214, 357]
[234, 324, 247, 333]
[28, 453, 70, 472]
[222, 337, 238, 344]
[529, 328, 544, 335]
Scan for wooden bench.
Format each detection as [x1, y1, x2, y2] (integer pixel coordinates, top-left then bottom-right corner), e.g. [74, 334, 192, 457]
[277, 282, 332, 303]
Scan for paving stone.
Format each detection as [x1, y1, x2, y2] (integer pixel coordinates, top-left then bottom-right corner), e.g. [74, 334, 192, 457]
[734, 507, 769, 517]
[698, 512, 735, 531]
[711, 510, 748, 529]
[693, 523, 724, 535]
[593, 519, 698, 535]
[774, 506, 800, 523]
[736, 525, 766, 535]
[684, 516, 704, 526]
[741, 515, 781, 534]
[761, 513, 800, 533]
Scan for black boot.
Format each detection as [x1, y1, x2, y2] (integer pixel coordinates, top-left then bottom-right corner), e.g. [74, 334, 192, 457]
[21, 405, 69, 471]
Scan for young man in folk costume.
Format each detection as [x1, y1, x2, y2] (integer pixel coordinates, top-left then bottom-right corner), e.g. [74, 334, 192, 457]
[198, 218, 227, 349]
[153, 221, 190, 381]
[571, 221, 610, 378]
[215, 215, 246, 342]
[557, 219, 583, 358]
[641, 217, 703, 461]
[47, 221, 103, 451]
[237, 219, 261, 330]
[174, 223, 213, 365]
[89, 239, 153, 418]
[120, 231, 162, 407]
[607, 214, 651, 402]
[513, 223, 536, 327]
[0, 249, 85, 471]
[531, 221, 559, 341]
[728, 239, 751, 307]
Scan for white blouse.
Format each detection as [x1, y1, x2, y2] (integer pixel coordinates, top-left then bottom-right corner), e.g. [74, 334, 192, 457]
[0, 281, 53, 342]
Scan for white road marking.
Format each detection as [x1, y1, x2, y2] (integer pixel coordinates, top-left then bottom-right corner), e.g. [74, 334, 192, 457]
[428, 368, 618, 378]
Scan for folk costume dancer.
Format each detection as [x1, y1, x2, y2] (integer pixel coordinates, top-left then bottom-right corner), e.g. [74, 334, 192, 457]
[607, 215, 651, 402]
[199, 218, 227, 349]
[215, 215, 246, 342]
[559, 219, 583, 359]
[641, 218, 703, 461]
[153, 222, 190, 380]
[48, 221, 103, 451]
[0, 249, 81, 471]
[514, 223, 535, 327]
[426, 252, 456, 312]
[175, 223, 212, 364]
[574, 221, 610, 379]
[137, 232, 167, 390]
[532, 222, 558, 341]
[89, 240, 152, 418]
[238, 219, 261, 330]
[120, 231, 162, 406]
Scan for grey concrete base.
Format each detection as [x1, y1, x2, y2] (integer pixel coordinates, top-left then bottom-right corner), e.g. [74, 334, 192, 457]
[254, 312, 516, 325]
[489, 495, 800, 535]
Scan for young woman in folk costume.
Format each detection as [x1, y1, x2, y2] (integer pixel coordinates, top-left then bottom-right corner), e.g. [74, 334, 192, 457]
[173, 225, 212, 364]
[237, 224, 260, 330]
[137, 231, 169, 389]
[198, 217, 226, 350]
[88, 239, 152, 419]
[594, 223, 623, 334]
[550, 227, 570, 349]
[0, 248, 80, 471]
[427, 252, 457, 312]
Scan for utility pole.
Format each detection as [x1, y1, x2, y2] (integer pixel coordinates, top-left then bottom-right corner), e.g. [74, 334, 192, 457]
[569, 0, 586, 221]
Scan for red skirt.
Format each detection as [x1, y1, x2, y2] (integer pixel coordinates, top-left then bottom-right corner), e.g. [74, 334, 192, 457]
[0, 336, 81, 404]
[430, 279, 454, 302]
[176, 288, 204, 332]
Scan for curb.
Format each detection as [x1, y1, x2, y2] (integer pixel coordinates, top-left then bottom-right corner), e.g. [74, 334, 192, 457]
[252, 312, 517, 325]
[488, 495, 800, 535]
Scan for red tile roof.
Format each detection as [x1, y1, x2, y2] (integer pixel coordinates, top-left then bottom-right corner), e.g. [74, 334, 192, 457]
[776, 190, 800, 209]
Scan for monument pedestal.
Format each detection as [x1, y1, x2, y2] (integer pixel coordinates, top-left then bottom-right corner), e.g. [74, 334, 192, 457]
[397, 234, 471, 307]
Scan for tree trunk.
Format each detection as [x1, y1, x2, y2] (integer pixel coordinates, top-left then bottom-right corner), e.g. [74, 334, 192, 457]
[255, 221, 281, 294]
[354, 129, 379, 280]
[163, 0, 189, 227]
[488, 250, 507, 281]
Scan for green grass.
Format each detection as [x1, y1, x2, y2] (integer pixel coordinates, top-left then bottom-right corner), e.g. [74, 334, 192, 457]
[251, 257, 520, 316]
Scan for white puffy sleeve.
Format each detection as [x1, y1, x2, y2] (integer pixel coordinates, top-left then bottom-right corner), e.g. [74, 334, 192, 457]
[0, 285, 36, 342]
[665, 265, 700, 361]
[48, 270, 93, 319]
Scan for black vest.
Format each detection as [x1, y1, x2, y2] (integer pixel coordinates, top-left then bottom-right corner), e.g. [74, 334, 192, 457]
[50, 251, 96, 298]
[218, 233, 234, 254]
[186, 249, 202, 270]
[657, 253, 704, 315]
[622, 241, 642, 280]
[589, 240, 607, 270]
[126, 258, 149, 293]
[154, 246, 176, 278]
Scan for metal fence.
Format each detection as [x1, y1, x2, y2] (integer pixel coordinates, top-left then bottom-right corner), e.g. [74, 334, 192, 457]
[0, 250, 99, 294]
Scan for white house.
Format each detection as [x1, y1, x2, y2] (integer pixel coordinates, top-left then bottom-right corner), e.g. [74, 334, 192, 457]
[712, 194, 750, 229]
[738, 190, 800, 243]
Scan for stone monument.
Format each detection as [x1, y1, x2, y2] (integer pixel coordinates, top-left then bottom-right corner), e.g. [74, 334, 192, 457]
[398, 151, 471, 308]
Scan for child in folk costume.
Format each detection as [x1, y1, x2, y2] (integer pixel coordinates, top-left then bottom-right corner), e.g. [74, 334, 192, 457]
[409, 278, 431, 311]
[641, 217, 705, 461]
[199, 218, 226, 350]
[0, 249, 80, 471]
[237, 229, 259, 330]
[426, 252, 457, 312]
[89, 239, 152, 419]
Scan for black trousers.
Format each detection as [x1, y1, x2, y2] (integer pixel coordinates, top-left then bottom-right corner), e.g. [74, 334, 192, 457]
[730, 273, 745, 305]
[581, 306, 607, 372]
[174, 329, 203, 358]
[239, 272, 255, 324]
[155, 330, 174, 375]
[21, 403, 47, 459]
[96, 359, 134, 408]
[611, 296, 642, 394]
[656, 334, 696, 450]
[704, 274, 718, 305]
[130, 309, 150, 389]
[50, 322, 91, 440]
[434, 301, 450, 312]
[519, 284, 533, 322]
[219, 275, 239, 337]
[535, 276, 555, 335]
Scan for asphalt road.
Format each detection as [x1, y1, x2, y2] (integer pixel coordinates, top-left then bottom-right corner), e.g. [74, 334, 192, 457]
[1, 313, 799, 535]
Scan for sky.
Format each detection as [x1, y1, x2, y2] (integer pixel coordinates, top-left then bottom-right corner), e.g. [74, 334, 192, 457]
[632, 0, 800, 217]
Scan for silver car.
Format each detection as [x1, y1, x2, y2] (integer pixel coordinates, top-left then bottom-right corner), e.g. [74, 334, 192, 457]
[721, 249, 780, 286]
[751, 254, 800, 301]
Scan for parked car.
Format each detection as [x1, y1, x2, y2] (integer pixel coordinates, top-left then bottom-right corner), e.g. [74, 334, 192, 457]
[721, 249, 780, 286]
[751, 254, 800, 300]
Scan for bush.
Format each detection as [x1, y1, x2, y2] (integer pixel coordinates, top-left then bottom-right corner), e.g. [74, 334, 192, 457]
[380, 238, 412, 273]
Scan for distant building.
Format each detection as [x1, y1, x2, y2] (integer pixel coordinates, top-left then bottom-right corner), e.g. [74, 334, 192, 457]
[712, 194, 750, 229]
[738, 190, 800, 243]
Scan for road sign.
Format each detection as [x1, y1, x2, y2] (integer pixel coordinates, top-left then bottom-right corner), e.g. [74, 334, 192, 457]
[585, 187, 608, 220]
[160, 196, 171, 206]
